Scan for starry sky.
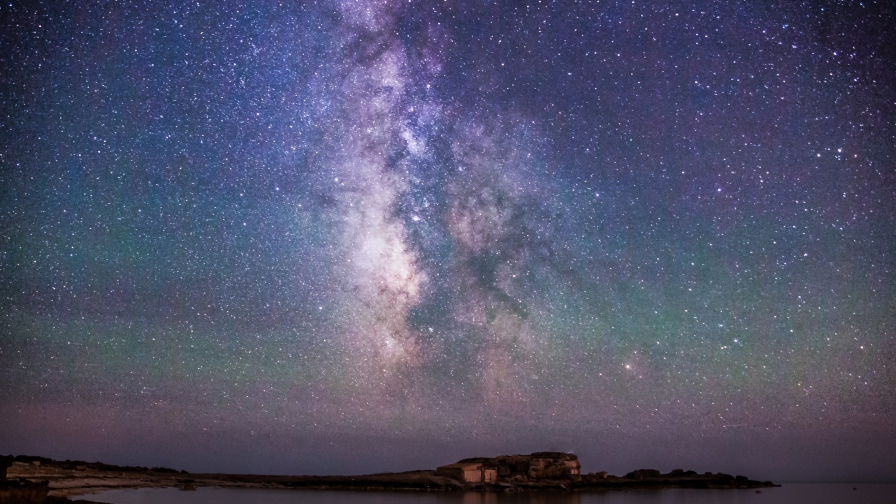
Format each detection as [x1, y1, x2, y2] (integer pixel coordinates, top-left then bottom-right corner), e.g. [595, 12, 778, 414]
[1, 0, 894, 482]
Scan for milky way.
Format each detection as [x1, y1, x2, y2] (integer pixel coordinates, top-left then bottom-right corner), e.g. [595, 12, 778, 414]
[1, 0, 894, 481]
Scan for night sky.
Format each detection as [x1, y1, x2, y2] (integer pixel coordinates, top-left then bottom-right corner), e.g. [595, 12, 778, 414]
[2, 0, 895, 482]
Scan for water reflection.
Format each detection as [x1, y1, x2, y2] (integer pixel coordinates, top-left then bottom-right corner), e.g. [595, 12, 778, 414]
[459, 492, 582, 504]
[74, 483, 896, 504]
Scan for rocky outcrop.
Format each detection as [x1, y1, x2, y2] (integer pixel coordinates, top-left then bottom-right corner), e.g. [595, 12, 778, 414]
[527, 453, 581, 480]
[582, 468, 775, 490]
[624, 469, 661, 480]
[665, 469, 698, 477]
[453, 452, 581, 483]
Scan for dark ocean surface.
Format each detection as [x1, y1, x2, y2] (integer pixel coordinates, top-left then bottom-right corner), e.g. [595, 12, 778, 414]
[73, 483, 896, 504]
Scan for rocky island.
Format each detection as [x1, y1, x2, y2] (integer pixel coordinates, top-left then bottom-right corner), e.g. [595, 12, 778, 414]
[0, 452, 777, 502]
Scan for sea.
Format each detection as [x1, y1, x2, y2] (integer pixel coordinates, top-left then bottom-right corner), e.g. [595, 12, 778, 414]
[72, 483, 896, 504]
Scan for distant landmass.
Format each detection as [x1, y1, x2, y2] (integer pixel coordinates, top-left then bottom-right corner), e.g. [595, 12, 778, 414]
[1, 452, 778, 502]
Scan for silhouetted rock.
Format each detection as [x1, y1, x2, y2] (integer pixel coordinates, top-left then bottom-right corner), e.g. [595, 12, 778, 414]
[624, 469, 662, 480]
[664, 469, 696, 477]
[149, 467, 178, 473]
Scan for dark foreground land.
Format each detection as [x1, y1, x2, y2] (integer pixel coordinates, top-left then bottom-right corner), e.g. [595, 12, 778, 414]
[1, 453, 777, 503]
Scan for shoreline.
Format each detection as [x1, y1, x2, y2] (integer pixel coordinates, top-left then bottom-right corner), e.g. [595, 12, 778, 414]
[2, 455, 778, 501]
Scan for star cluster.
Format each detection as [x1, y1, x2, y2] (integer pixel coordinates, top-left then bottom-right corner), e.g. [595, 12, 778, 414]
[1, 0, 894, 481]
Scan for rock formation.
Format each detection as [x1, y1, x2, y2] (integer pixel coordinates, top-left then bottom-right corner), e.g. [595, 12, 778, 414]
[438, 452, 581, 484]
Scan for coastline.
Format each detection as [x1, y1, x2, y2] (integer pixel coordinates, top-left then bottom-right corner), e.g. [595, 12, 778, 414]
[2, 455, 778, 501]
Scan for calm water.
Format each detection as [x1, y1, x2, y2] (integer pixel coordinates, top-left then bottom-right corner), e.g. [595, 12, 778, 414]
[74, 483, 896, 504]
